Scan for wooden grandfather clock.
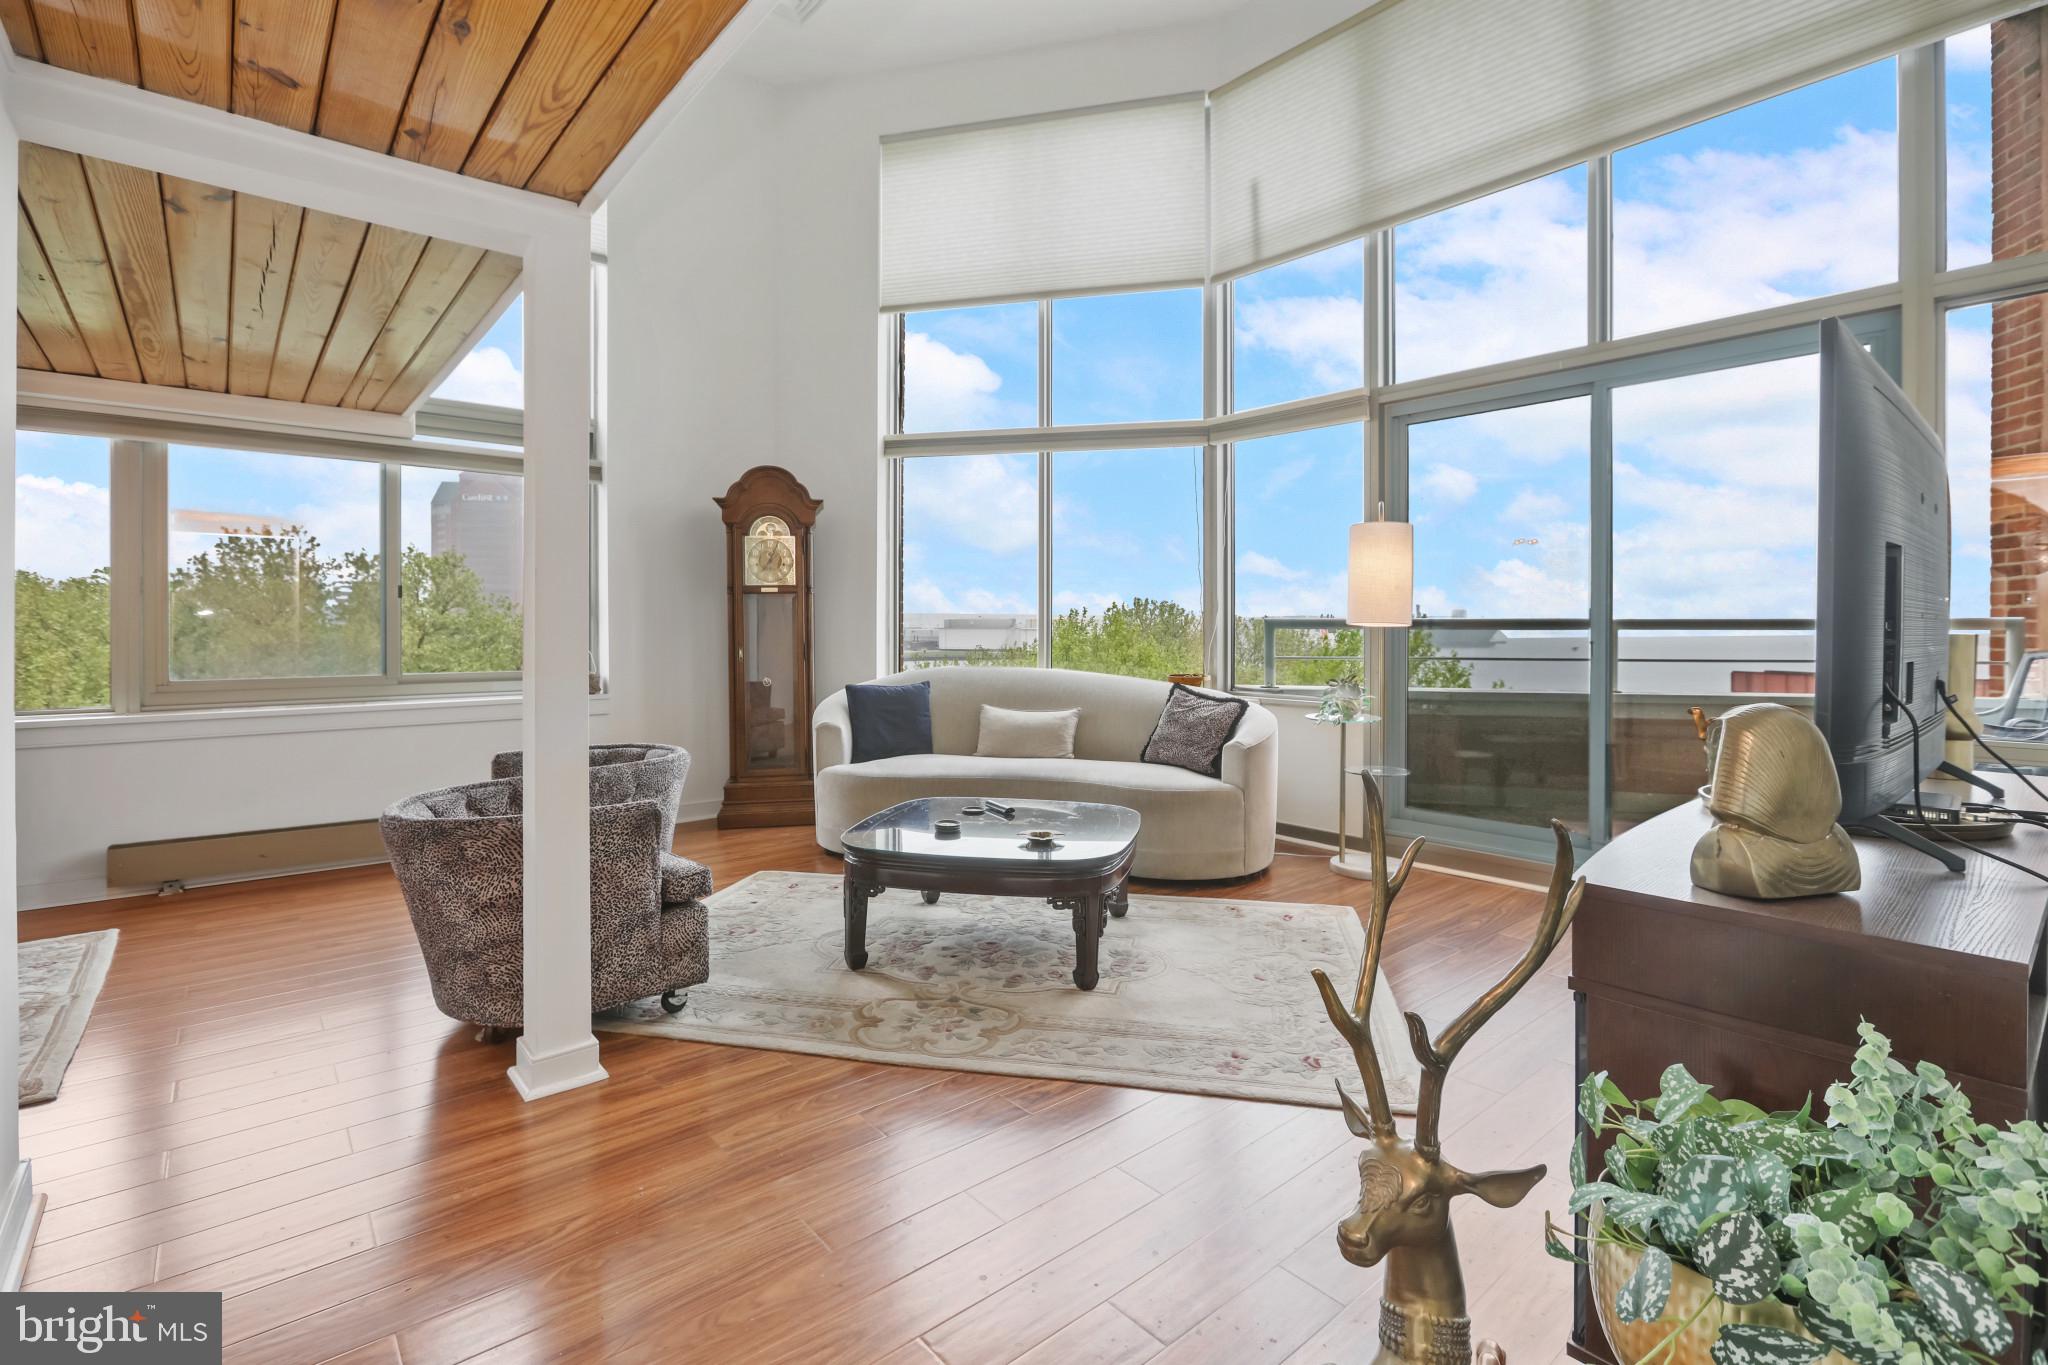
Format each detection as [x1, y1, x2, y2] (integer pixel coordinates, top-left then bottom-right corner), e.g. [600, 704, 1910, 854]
[715, 467, 822, 828]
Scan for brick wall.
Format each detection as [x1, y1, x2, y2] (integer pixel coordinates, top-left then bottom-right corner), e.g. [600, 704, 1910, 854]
[1991, 12, 2048, 686]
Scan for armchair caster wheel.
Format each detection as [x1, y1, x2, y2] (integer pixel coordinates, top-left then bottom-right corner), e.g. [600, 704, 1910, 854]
[660, 989, 688, 1015]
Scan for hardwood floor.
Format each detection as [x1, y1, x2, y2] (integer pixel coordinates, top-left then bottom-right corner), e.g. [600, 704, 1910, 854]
[16, 825, 1577, 1363]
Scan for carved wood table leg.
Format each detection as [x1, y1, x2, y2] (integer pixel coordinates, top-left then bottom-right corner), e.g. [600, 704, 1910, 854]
[921, 889, 941, 904]
[1106, 879, 1129, 919]
[843, 877, 873, 969]
[1069, 893, 1105, 990]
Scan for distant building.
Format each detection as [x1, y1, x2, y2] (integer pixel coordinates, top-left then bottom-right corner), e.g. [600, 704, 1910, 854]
[430, 472, 523, 605]
[902, 613, 1036, 661]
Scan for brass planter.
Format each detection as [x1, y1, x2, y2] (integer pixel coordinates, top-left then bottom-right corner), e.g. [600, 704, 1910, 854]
[1589, 1211, 1848, 1365]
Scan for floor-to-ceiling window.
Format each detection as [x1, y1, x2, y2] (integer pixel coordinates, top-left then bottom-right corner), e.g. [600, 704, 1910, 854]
[882, 12, 2048, 860]
[892, 290, 1207, 679]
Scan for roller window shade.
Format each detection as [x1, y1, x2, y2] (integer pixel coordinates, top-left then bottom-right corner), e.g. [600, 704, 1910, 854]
[880, 95, 1208, 313]
[1211, 0, 2010, 278]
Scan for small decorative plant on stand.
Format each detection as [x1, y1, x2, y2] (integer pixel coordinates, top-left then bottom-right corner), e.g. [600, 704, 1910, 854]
[1547, 1023, 2048, 1365]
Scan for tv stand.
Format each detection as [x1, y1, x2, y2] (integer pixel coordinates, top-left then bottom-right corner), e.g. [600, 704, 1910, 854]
[1850, 811, 1967, 872]
[1938, 759, 2005, 800]
[1566, 777, 2048, 1364]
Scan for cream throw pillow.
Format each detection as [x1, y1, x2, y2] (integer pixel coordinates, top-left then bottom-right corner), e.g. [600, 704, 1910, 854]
[975, 705, 1080, 759]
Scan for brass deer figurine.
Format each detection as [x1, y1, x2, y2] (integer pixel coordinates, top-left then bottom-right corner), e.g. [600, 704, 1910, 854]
[1311, 773, 1584, 1364]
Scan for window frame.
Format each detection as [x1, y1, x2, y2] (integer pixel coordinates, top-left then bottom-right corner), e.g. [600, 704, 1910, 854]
[882, 28, 2048, 863]
[16, 422, 601, 715]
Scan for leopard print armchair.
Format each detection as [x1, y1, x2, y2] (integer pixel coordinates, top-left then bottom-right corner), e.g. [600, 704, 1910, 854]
[489, 743, 689, 850]
[380, 764, 710, 1033]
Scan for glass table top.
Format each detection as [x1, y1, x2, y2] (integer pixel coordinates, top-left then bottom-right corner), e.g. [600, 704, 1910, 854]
[842, 796, 1141, 869]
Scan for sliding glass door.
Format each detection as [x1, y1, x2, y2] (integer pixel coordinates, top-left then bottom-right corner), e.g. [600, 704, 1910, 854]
[1399, 393, 1594, 838]
[1385, 315, 1899, 858]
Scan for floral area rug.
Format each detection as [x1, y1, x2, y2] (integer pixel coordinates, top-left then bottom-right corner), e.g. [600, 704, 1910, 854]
[601, 871, 1418, 1109]
[19, 929, 117, 1106]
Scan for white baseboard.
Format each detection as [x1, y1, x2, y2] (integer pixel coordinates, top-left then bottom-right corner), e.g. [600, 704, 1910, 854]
[676, 797, 722, 825]
[0, 1162, 40, 1289]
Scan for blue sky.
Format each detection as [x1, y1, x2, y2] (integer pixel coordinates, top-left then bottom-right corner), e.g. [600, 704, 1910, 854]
[905, 40, 2001, 637]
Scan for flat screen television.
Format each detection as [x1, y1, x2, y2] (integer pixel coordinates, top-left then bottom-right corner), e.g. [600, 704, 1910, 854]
[1813, 316, 1955, 866]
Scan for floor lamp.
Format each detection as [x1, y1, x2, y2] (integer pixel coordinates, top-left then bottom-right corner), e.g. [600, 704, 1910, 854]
[1329, 503, 1414, 879]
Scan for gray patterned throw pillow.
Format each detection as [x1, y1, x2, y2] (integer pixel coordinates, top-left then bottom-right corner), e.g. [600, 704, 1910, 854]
[1140, 684, 1249, 777]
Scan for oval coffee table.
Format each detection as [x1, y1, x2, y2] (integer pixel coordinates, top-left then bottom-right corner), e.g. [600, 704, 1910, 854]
[839, 796, 1141, 991]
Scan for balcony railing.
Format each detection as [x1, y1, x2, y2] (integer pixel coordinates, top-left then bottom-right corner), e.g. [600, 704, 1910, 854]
[1244, 615, 2025, 692]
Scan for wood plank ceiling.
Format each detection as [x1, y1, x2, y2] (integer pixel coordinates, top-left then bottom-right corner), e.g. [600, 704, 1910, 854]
[16, 141, 524, 411]
[0, 0, 752, 202]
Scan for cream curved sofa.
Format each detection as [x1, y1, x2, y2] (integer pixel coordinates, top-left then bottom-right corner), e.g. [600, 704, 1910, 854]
[813, 667, 1278, 881]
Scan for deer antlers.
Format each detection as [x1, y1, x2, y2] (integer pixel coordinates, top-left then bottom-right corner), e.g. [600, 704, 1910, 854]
[1311, 769, 1421, 1139]
[1316, 771, 1584, 1154]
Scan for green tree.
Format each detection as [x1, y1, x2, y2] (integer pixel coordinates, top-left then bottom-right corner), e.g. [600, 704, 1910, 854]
[401, 545, 523, 674]
[167, 526, 381, 679]
[16, 567, 110, 710]
[1051, 597, 1202, 678]
[1409, 626, 1473, 689]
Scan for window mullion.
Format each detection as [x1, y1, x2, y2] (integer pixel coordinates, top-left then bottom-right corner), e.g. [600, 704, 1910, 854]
[106, 440, 152, 713]
[1588, 154, 1614, 347]
[382, 463, 402, 682]
[1038, 298, 1053, 668]
[135, 441, 170, 705]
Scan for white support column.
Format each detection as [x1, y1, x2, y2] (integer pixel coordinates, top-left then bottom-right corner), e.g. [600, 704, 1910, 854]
[1899, 43, 1945, 423]
[0, 64, 35, 1287]
[508, 225, 604, 1102]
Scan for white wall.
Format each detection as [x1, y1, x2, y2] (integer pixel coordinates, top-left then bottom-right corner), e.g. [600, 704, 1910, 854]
[10, 4, 1376, 912]
[15, 701, 627, 909]
[606, 2, 1367, 844]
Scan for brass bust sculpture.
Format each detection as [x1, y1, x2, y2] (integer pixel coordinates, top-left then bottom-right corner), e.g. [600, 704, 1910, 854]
[1690, 702, 1860, 899]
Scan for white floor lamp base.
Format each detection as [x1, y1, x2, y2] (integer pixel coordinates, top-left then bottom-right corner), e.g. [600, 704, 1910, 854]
[1328, 850, 1376, 880]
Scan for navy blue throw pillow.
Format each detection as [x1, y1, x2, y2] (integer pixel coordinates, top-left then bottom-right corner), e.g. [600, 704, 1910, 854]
[847, 680, 934, 763]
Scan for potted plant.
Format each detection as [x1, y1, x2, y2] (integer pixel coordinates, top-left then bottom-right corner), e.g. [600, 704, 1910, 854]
[1546, 1022, 2048, 1365]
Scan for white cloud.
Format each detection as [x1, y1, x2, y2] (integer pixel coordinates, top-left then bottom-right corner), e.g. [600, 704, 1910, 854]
[1502, 489, 1567, 524]
[904, 331, 1032, 431]
[903, 579, 1032, 614]
[1614, 127, 1898, 336]
[1234, 295, 1364, 392]
[1237, 550, 1308, 582]
[1258, 455, 1315, 500]
[436, 345, 524, 407]
[1394, 171, 1587, 380]
[1417, 464, 1477, 505]
[17, 474, 109, 580]
[904, 455, 1036, 556]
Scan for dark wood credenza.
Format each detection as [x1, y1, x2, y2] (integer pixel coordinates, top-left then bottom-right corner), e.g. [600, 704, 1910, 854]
[1567, 783, 2048, 1363]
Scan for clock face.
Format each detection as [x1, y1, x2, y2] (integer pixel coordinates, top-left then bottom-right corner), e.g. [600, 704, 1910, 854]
[744, 516, 797, 586]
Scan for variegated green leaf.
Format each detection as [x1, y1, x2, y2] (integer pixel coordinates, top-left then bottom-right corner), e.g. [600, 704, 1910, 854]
[1800, 1186, 1880, 1253]
[1569, 1135, 1586, 1188]
[1579, 1070, 1614, 1130]
[1742, 1152, 1794, 1219]
[1696, 1211, 1780, 1305]
[1569, 1183, 1676, 1229]
[1653, 1063, 1713, 1122]
[1662, 1154, 1745, 1226]
[1709, 1326, 1827, 1365]
[1904, 1257, 2013, 1353]
[1616, 1245, 1673, 1323]
[1543, 1211, 1584, 1264]
[1795, 1302, 1901, 1365]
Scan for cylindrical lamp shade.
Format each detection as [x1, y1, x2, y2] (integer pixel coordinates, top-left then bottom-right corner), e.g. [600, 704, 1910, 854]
[1347, 520, 1414, 628]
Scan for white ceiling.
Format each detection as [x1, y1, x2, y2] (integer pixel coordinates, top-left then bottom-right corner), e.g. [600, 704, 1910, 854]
[728, 0, 1257, 85]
